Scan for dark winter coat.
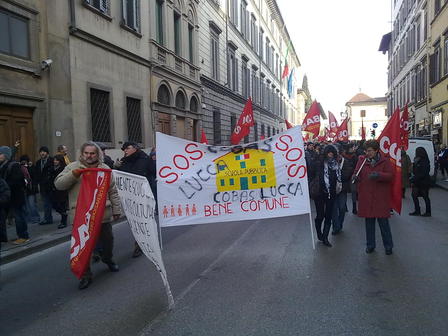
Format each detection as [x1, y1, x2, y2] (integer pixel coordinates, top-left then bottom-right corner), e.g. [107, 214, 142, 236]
[309, 155, 339, 200]
[49, 165, 68, 210]
[0, 177, 10, 207]
[23, 164, 39, 196]
[104, 155, 114, 169]
[35, 156, 54, 193]
[411, 157, 431, 189]
[118, 150, 151, 180]
[355, 154, 394, 218]
[0, 160, 26, 207]
[340, 153, 357, 193]
[401, 153, 412, 189]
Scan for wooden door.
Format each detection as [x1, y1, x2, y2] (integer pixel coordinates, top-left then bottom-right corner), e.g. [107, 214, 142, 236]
[157, 112, 171, 135]
[0, 106, 35, 160]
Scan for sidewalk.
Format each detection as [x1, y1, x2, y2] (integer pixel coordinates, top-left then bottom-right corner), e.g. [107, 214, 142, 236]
[0, 210, 124, 265]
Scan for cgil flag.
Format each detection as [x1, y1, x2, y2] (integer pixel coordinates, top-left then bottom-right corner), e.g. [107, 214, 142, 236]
[200, 128, 209, 144]
[70, 168, 111, 279]
[285, 119, 294, 129]
[378, 107, 402, 214]
[328, 111, 339, 136]
[231, 97, 255, 145]
[302, 101, 321, 139]
[336, 117, 350, 142]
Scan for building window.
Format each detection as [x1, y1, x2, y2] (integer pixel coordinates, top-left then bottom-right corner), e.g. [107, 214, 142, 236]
[259, 28, 264, 60]
[231, 113, 236, 134]
[444, 35, 448, 76]
[157, 85, 171, 105]
[265, 38, 270, 66]
[251, 69, 258, 103]
[254, 122, 258, 141]
[90, 88, 112, 143]
[0, 9, 30, 59]
[230, 0, 238, 26]
[261, 123, 265, 137]
[188, 23, 194, 63]
[190, 96, 198, 113]
[434, 0, 441, 15]
[85, 0, 111, 14]
[227, 45, 238, 91]
[240, 0, 248, 39]
[213, 108, 222, 144]
[430, 43, 441, 84]
[126, 97, 142, 143]
[267, 126, 271, 137]
[242, 59, 250, 98]
[250, 15, 257, 52]
[122, 0, 140, 32]
[175, 91, 186, 110]
[174, 10, 181, 56]
[210, 29, 220, 80]
[156, 0, 164, 44]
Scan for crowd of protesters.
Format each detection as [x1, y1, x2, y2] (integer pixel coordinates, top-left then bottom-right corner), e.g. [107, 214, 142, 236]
[0, 135, 438, 290]
[305, 139, 434, 255]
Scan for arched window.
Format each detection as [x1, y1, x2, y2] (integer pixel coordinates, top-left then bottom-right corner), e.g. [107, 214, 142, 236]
[190, 96, 198, 112]
[175, 91, 186, 109]
[157, 85, 171, 105]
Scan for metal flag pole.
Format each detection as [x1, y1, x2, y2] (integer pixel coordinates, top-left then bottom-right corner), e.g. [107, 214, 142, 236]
[308, 210, 316, 250]
[352, 158, 367, 183]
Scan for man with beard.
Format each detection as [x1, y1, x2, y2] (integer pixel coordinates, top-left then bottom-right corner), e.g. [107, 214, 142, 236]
[55, 141, 121, 289]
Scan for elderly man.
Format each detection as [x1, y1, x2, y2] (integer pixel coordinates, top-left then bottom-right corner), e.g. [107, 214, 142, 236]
[55, 141, 121, 290]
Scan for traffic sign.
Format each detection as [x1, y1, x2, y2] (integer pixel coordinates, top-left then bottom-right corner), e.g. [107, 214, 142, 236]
[372, 123, 378, 129]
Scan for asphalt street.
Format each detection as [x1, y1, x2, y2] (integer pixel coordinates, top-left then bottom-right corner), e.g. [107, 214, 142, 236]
[1, 188, 447, 336]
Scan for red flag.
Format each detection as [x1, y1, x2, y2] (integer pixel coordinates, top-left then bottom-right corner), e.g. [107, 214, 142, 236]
[361, 118, 366, 140]
[231, 98, 254, 145]
[260, 135, 265, 140]
[303, 132, 310, 142]
[302, 101, 321, 138]
[378, 107, 402, 214]
[336, 118, 349, 141]
[281, 62, 289, 80]
[328, 111, 339, 136]
[400, 104, 409, 150]
[70, 168, 112, 279]
[285, 119, 294, 129]
[200, 129, 208, 144]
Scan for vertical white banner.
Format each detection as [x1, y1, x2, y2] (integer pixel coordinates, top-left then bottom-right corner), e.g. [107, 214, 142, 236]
[113, 170, 174, 308]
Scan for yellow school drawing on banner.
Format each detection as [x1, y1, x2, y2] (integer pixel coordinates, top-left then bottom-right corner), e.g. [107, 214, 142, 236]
[214, 150, 276, 192]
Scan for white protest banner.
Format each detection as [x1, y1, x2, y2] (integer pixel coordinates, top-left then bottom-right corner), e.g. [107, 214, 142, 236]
[157, 126, 311, 227]
[113, 170, 174, 308]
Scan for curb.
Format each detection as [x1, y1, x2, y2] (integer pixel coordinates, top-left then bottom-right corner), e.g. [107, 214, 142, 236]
[0, 219, 126, 266]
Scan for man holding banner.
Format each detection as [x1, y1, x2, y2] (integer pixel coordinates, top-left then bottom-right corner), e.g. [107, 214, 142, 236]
[55, 141, 122, 290]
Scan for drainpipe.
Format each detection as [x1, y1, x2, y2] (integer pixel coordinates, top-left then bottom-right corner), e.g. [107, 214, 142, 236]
[69, 0, 76, 32]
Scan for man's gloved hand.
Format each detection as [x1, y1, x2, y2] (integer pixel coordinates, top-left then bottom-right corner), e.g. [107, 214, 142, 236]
[351, 175, 359, 184]
[368, 172, 380, 180]
[72, 168, 84, 178]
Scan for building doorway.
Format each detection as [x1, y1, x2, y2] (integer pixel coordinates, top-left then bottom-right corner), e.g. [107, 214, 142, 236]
[0, 105, 35, 160]
[157, 112, 171, 135]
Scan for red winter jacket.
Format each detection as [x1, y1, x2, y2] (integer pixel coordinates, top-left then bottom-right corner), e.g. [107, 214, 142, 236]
[354, 154, 394, 218]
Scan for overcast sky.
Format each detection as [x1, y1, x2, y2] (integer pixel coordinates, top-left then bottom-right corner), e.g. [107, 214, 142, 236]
[277, 0, 391, 120]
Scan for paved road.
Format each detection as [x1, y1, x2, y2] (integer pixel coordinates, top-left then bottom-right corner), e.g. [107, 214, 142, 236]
[1, 189, 447, 336]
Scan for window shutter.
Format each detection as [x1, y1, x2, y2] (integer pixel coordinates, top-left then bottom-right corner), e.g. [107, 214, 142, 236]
[136, 0, 141, 31]
[122, 0, 127, 24]
[100, 0, 108, 13]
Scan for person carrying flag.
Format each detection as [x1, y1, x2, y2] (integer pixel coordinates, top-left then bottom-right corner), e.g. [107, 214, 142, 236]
[353, 140, 394, 255]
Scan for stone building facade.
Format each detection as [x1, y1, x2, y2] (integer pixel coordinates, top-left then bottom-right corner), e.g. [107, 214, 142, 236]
[197, 0, 301, 145]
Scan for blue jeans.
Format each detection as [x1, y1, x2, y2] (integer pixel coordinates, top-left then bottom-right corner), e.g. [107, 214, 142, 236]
[365, 218, 393, 250]
[13, 204, 29, 239]
[40, 191, 53, 223]
[26, 194, 41, 224]
[332, 192, 348, 233]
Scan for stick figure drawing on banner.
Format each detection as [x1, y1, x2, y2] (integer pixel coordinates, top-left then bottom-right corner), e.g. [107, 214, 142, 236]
[177, 205, 182, 216]
[192, 204, 197, 215]
[163, 206, 169, 218]
[170, 205, 175, 217]
[185, 204, 190, 216]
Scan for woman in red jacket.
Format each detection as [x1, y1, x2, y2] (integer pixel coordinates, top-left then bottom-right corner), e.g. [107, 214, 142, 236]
[353, 140, 394, 255]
